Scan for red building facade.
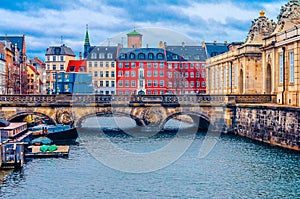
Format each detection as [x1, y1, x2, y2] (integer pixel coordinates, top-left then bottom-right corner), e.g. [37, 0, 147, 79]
[116, 45, 207, 95]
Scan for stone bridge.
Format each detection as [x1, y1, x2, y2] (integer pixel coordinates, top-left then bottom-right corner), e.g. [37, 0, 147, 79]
[0, 94, 275, 132]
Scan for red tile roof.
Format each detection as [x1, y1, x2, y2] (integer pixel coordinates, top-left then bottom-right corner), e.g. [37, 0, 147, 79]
[66, 60, 87, 72]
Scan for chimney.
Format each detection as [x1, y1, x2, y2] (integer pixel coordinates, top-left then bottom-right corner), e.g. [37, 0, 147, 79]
[79, 52, 82, 60]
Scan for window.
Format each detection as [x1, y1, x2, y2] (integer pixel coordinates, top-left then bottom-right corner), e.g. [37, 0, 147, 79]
[229, 66, 232, 88]
[100, 81, 103, 87]
[125, 80, 129, 87]
[131, 63, 136, 68]
[168, 64, 172, 69]
[190, 72, 194, 78]
[94, 62, 98, 67]
[190, 64, 194, 69]
[99, 53, 105, 59]
[92, 53, 97, 59]
[174, 64, 178, 69]
[111, 71, 115, 77]
[224, 67, 227, 88]
[100, 71, 103, 77]
[154, 71, 158, 77]
[111, 81, 115, 87]
[138, 53, 145, 60]
[172, 55, 178, 60]
[130, 53, 135, 59]
[106, 81, 109, 87]
[202, 82, 206, 87]
[107, 53, 113, 59]
[202, 72, 206, 78]
[168, 72, 172, 78]
[118, 63, 122, 68]
[106, 71, 109, 77]
[290, 52, 294, 83]
[280, 54, 283, 84]
[160, 70, 164, 77]
[120, 53, 126, 59]
[53, 56, 56, 62]
[94, 71, 98, 77]
[131, 80, 136, 87]
[147, 71, 152, 77]
[53, 65, 56, 70]
[106, 62, 109, 67]
[160, 80, 164, 87]
[139, 80, 143, 87]
[185, 64, 189, 69]
[100, 62, 103, 67]
[147, 63, 151, 68]
[125, 62, 129, 68]
[111, 62, 115, 67]
[168, 82, 172, 88]
[148, 53, 154, 60]
[60, 56, 64, 61]
[125, 71, 129, 77]
[118, 80, 123, 87]
[131, 71, 136, 77]
[160, 62, 164, 68]
[154, 63, 158, 68]
[118, 71, 123, 77]
[190, 81, 194, 87]
[185, 72, 189, 78]
[153, 80, 158, 87]
[196, 72, 200, 78]
[235, 65, 238, 86]
[196, 64, 200, 69]
[185, 81, 188, 87]
[140, 63, 144, 68]
[197, 81, 200, 87]
[147, 80, 152, 87]
[157, 53, 163, 60]
[60, 65, 64, 70]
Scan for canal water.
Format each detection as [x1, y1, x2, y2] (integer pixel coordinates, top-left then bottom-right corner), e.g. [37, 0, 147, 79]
[0, 118, 300, 198]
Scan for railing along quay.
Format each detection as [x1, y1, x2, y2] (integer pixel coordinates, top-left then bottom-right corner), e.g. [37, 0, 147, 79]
[0, 94, 276, 107]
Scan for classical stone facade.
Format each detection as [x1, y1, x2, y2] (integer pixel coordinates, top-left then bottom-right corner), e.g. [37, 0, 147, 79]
[207, 0, 300, 107]
[262, 0, 300, 106]
[206, 11, 275, 95]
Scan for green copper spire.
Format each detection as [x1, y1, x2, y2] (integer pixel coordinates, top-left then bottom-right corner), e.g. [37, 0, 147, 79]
[84, 24, 91, 58]
[85, 24, 90, 44]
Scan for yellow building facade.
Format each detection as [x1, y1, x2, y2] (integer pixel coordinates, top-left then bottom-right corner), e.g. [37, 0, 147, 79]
[206, 11, 275, 95]
[207, 0, 300, 107]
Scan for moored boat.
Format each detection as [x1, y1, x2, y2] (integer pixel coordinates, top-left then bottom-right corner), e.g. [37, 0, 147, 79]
[29, 124, 78, 144]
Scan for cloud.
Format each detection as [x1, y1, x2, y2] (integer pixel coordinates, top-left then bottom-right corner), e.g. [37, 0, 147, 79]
[0, 0, 286, 60]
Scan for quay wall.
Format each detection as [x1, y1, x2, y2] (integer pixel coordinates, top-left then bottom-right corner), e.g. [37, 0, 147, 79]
[233, 105, 300, 151]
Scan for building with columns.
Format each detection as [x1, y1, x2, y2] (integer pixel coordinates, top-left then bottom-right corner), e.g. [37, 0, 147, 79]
[206, 0, 300, 107]
[261, 0, 300, 106]
[206, 11, 275, 95]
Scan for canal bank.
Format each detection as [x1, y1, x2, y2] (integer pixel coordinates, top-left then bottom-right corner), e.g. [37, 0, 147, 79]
[232, 104, 300, 152]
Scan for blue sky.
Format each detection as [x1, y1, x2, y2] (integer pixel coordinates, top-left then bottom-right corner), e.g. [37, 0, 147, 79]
[0, 0, 287, 60]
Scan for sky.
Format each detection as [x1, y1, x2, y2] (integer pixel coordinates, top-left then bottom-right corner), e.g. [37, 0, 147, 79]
[0, 0, 287, 60]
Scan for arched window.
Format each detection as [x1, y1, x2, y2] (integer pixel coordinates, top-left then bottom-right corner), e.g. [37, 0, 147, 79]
[138, 53, 145, 60]
[157, 53, 163, 60]
[148, 53, 154, 60]
[129, 53, 136, 60]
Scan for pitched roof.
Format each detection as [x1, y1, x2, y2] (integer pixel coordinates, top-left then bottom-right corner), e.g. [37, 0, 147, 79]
[117, 47, 166, 60]
[45, 44, 75, 56]
[0, 35, 26, 54]
[86, 46, 118, 60]
[166, 45, 207, 61]
[28, 65, 40, 75]
[204, 43, 229, 58]
[66, 60, 87, 72]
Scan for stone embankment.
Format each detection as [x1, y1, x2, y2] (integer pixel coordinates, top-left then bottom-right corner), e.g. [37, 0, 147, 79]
[234, 104, 300, 151]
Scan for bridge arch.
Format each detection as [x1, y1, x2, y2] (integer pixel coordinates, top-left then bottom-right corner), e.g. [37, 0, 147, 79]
[8, 111, 56, 125]
[74, 111, 143, 128]
[161, 111, 211, 131]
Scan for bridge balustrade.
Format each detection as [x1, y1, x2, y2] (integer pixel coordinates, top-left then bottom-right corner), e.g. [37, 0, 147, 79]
[0, 94, 276, 106]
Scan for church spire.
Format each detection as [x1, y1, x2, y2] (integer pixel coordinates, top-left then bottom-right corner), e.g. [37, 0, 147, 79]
[85, 24, 90, 44]
[84, 24, 91, 59]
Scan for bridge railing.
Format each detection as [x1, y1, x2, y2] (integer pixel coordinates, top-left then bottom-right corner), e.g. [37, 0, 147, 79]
[0, 94, 276, 106]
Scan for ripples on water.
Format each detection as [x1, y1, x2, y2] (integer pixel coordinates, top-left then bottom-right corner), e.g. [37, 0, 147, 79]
[0, 119, 299, 198]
